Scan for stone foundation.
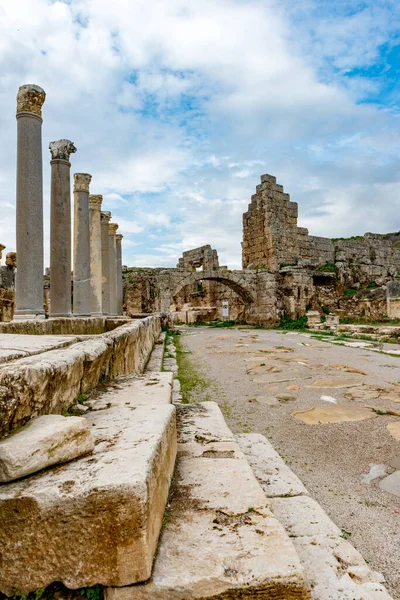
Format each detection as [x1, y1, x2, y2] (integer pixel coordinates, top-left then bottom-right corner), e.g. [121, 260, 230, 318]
[0, 316, 161, 437]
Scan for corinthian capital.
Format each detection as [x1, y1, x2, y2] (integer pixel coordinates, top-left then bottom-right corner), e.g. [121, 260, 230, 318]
[89, 194, 103, 210]
[49, 139, 77, 161]
[101, 211, 111, 224]
[116, 234, 123, 242]
[74, 173, 92, 193]
[108, 223, 119, 235]
[17, 84, 46, 117]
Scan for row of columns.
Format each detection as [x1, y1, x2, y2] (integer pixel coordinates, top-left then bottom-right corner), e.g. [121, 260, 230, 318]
[15, 84, 124, 319]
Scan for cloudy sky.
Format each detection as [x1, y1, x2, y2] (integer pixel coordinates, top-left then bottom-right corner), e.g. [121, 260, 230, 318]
[1, 0, 400, 269]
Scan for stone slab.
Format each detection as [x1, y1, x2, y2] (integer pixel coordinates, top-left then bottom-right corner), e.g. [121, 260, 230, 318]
[105, 402, 308, 599]
[0, 333, 77, 364]
[89, 372, 173, 409]
[293, 535, 392, 599]
[0, 414, 94, 482]
[0, 404, 177, 595]
[379, 471, 400, 498]
[236, 433, 308, 497]
[270, 496, 341, 538]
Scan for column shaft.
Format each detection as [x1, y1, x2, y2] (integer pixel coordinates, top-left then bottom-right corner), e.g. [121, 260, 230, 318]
[50, 159, 72, 316]
[116, 234, 123, 315]
[73, 173, 92, 316]
[108, 223, 118, 316]
[15, 85, 46, 317]
[89, 195, 103, 316]
[101, 212, 111, 315]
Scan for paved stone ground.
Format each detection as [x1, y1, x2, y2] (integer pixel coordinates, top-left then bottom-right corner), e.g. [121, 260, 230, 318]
[179, 326, 400, 599]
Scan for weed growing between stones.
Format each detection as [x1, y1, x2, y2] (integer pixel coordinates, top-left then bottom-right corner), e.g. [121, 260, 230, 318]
[166, 330, 217, 403]
[279, 313, 308, 330]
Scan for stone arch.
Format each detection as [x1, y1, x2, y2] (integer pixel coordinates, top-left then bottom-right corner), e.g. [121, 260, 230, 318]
[171, 270, 255, 306]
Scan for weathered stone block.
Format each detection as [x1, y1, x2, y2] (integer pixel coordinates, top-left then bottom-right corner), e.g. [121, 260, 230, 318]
[0, 414, 94, 482]
[0, 404, 177, 594]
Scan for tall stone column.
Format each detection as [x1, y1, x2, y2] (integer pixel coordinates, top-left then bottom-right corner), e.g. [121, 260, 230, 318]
[73, 173, 92, 316]
[116, 234, 123, 315]
[15, 84, 46, 318]
[108, 223, 119, 316]
[89, 195, 103, 316]
[49, 139, 76, 317]
[101, 211, 111, 315]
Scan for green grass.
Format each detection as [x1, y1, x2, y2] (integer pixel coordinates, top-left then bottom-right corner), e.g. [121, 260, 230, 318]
[315, 263, 337, 273]
[190, 320, 245, 328]
[344, 288, 358, 297]
[279, 313, 308, 330]
[167, 331, 212, 403]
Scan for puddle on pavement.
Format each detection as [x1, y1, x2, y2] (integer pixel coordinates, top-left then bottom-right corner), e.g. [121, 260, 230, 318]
[360, 463, 387, 483]
[292, 405, 377, 424]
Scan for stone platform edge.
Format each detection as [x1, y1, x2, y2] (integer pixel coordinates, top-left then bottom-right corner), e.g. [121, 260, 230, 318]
[0, 315, 161, 436]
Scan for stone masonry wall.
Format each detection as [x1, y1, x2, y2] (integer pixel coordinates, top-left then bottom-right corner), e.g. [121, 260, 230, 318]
[242, 174, 400, 286]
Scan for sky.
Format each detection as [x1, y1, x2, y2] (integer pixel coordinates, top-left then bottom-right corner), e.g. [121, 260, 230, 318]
[1, 0, 400, 269]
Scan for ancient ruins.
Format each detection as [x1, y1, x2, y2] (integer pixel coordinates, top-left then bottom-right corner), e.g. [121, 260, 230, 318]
[0, 84, 398, 600]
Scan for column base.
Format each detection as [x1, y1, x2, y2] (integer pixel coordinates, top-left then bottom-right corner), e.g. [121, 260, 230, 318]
[90, 312, 103, 317]
[72, 314, 92, 318]
[49, 313, 72, 318]
[13, 312, 45, 321]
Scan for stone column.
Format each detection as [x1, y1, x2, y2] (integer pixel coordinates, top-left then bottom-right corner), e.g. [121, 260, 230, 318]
[15, 84, 46, 318]
[89, 195, 103, 316]
[73, 173, 92, 316]
[108, 223, 119, 316]
[49, 140, 76, 317]
[101, 211, 111, 315]
[116, 234, 123, 315]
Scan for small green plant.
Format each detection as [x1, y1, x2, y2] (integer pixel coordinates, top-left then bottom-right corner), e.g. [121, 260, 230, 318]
[367, 281, 378, 289]
[79, 585, 102, 600]
[321, 306, 330, 315]
[279, 313, 308, 330]
[344, 288, 358, 297]
[341, 528, 352, 540]
[316, 263, 337, 273]
[77, 392, 88, 404]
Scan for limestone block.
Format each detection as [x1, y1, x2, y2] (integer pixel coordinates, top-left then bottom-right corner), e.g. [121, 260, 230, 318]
[0, 404, 177, 594]
[293, 535, 392, 599]
[270, 496, 340, 538]
[0, 415, 94, 482]
[236, 433, 308, 497]
[90, 372, 173, 409]
[106, 402, 308, 599]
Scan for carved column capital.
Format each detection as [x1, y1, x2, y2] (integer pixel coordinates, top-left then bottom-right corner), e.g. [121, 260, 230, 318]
[89, 194, 103, 210]
[108, 223, 119, 235]
[16, 84, 46, 117]
[101, 211, 111, 224]
[116, 234, 123, 242]
[74, 173, 92, 192]
[49, 139, 76, 161]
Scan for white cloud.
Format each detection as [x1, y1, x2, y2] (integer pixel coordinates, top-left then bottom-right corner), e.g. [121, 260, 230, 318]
[0, 0, 400, 271]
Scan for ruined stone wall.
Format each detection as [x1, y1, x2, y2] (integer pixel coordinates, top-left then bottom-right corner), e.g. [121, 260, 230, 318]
[242, 175, 299, 270]
[177, 245, 219, 271]
[242, 174, 400, 287]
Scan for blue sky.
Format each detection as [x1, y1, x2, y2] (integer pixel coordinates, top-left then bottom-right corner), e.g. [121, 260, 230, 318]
[1, 0, 400, 269]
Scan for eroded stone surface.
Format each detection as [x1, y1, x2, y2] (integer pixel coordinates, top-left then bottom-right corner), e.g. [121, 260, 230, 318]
[0, 404, 177, 594]
[0, 414, 94, 482]
[105, 402, 308, 599]
[236, 433, 308, 497]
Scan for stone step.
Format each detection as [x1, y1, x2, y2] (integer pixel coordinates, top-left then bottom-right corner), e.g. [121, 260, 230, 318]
[0, 401, 177, 595]
[88, 371, 173, 409]
[145, 332, 166, 373]
[105, 402, 309, 599]
[237, 433, 393, 600]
